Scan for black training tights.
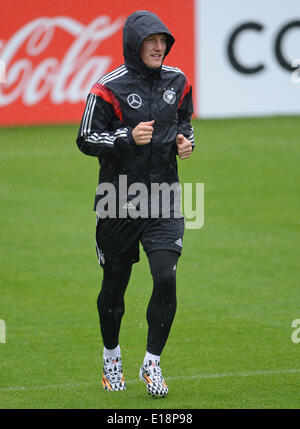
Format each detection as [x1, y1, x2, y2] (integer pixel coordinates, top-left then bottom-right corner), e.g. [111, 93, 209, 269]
[97, 250, 179, 355]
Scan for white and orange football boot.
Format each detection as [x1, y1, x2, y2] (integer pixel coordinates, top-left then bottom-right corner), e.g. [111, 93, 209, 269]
[139, 359, 168, 397]
[102, 356, 126, 391]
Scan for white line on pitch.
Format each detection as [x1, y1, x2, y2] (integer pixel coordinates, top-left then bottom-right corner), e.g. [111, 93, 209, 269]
[1, 368, 299, 393]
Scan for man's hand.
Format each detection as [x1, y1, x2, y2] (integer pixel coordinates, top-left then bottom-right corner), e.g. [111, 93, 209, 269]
[132, 120, 155, 145]
[176, 134, 192, 159]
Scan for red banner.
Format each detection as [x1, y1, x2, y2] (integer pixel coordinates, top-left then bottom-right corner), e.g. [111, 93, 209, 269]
[0, 0, 194, 126]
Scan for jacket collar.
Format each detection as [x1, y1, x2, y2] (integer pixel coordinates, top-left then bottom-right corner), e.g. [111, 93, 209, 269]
[125, 60, 162, 80]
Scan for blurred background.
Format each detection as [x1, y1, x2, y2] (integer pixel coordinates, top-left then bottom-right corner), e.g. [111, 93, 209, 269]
[0, 0, 299, 125]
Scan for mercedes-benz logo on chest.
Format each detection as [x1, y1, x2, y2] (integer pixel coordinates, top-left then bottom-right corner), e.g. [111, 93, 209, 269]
[127, 93, 142, 109]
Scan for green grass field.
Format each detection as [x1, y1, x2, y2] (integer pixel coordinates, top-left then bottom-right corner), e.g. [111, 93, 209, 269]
[0, 116, 300, 409]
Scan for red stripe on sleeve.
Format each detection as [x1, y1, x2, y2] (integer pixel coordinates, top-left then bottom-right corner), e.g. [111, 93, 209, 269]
[89, 83, 123, 122]
[178, 77, 191, 109]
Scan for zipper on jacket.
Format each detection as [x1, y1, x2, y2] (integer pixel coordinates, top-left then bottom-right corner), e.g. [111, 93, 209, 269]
[148, 77, 154, 181]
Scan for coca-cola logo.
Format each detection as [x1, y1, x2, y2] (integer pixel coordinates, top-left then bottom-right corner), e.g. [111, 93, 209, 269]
[0, 15, 125, 106]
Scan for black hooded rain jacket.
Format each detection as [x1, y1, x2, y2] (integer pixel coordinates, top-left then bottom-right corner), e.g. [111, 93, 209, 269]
[76, 10, 195, 211]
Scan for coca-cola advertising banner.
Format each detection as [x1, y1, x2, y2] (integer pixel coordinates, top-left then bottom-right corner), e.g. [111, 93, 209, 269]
[0, 0, 194, 126]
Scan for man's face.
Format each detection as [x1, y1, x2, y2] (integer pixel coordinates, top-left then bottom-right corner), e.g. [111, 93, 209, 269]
[140, 33, 167, 69]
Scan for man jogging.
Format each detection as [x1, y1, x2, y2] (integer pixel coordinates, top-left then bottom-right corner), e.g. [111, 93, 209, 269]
[76, 10, 194, 397]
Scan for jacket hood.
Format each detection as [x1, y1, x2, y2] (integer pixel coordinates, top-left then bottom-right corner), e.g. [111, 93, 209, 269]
[123, 10, 175, 75]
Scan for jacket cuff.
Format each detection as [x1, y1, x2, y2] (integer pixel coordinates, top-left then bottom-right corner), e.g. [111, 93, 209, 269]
[114, 128, 135, 153]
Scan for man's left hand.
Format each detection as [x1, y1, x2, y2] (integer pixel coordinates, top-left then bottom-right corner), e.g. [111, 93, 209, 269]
[176, 134, 192, 159]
